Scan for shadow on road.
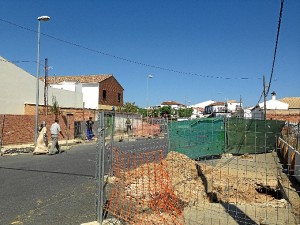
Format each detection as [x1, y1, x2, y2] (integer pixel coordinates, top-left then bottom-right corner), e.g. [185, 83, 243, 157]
[0, 166, 95, 178]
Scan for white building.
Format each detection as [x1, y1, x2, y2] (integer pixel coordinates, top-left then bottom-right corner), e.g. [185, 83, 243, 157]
[227, 100, 242, 112]
[0, 56, 83, 114]
[204, 102, 225, 114]
[190, 100, 215, 109]
[251, 92, 289, 119]
[160, 100, 185, 110]
[46, 74, 124, 110]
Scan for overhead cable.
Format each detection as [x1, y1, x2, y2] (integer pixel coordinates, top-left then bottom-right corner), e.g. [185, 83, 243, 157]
[0, 18, 259, 81]
[266, 0, 284, 96]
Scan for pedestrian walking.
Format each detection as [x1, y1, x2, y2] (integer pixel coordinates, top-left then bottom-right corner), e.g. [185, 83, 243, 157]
[48, 119, 64, 155]
[125, 117, 132, 133]
[86, 117, 94, 141]
[33, 121, 48, 155]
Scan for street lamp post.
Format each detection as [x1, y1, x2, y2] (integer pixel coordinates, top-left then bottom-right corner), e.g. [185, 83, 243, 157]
[34, 16, 50, 144]
[146, 75, 153, 121]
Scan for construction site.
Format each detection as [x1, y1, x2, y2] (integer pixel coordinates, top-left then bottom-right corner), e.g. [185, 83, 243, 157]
[96, 112, 300, 225]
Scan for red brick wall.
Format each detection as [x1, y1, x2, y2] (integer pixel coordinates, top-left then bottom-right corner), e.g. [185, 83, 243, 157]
[0, 114, 75, 146]
[267, 113, 300, 124]
[99, 76, 124, 107]
[24, 104, 97, 121]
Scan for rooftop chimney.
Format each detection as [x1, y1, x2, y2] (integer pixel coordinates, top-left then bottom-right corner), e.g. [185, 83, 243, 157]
[271, 91, 276, 100]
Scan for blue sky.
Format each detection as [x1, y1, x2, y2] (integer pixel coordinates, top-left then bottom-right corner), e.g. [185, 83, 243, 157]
[0, 0, 299, 108]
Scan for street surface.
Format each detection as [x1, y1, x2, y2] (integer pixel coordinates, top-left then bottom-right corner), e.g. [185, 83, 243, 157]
[0, 138, 169, 225]
[0, 143, 98, 225]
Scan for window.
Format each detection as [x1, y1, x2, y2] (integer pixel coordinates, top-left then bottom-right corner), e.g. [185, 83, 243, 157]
[118, 93, 121, 102]
[103, 90, 107, 101]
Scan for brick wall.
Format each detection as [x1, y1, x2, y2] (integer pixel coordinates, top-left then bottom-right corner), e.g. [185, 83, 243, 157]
[99, 76, 124, 107]
[267, 113, 300, 124]
[24, 104, 97, 121]
[0, 114, 75, 146]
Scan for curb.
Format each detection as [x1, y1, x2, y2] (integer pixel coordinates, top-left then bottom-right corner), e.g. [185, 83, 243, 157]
[0, 139, 97, 155]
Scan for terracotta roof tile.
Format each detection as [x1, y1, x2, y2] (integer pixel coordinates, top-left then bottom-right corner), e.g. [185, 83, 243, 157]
[279, 97, 300, 109]
[208, 102, 224, 106]
[161, 100, 185, 106]
[44, 74, 113, 84]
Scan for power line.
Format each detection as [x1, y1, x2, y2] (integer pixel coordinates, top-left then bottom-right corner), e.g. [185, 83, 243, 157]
[255, 0, 284, 107]
[0, 18, 260, 81]
[266, 0, 284, 96]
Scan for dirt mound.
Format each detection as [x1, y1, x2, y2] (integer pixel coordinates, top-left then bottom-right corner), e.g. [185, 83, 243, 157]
[165, 151, 208, 205]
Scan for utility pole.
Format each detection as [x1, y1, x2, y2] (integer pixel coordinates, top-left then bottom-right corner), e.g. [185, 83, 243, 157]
[44, 58, 48, 115]
[240, 95, 242, 108]
[263, 75, 267, 121]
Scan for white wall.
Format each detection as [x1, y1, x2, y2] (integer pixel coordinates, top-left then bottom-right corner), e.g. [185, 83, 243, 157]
[227, 102, 241, 112]
[258, 99, 288, 110]
[82, 83, 99, 109]
[191, 100, 215, 108]
[51, 81, 82, 92]
[0, 56, 83, 114]
[48, 88, 83, 108]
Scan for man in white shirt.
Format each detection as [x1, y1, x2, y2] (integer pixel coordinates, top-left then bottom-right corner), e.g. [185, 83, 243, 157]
[48, 119, 64, 155]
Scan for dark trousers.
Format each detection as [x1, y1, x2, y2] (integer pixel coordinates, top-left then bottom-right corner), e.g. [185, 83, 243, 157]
[126, 125, 132, 133]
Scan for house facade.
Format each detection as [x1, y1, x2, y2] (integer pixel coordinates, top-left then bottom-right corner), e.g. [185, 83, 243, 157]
[160, 100, 185, 110]
[251, 92, 289, 120]
[204, 102, 225, 114]
[0, 56, 83, 115]
[227, 100, 242, 112]
[46, 74, 124, 110]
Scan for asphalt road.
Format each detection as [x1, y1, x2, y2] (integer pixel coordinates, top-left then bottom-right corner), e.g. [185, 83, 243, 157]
[0, 138, 169, 225]
[0, 143, 98, 225]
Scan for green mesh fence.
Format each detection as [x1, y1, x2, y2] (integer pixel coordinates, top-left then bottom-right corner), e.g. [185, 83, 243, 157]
[168, 118, 225, 158]
[225, 118, 285, 154]
[168, 118, 285, 159]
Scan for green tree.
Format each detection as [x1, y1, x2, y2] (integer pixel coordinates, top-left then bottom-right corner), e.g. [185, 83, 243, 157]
[178, 107, 193, 118]
[50, 96, 60, 119]
[160, 106, 171, 118]
[121, 102, 139, 113]
[138, 108, 147, 117]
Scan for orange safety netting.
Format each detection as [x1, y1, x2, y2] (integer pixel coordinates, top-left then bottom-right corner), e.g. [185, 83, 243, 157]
[105, 149, 185, 225]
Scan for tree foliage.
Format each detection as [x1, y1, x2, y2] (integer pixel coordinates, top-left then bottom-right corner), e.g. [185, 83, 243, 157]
[121, 102, 194, 119]
[178, 108, 193, 118]
[120, 102, 139, 113]
[50, 96, 60, 119]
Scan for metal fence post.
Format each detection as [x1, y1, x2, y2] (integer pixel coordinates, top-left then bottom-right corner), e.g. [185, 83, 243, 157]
[97, 111, 105, 223]
[296, 121, 300, 151]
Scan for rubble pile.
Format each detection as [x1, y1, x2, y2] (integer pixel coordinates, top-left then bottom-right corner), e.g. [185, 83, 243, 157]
[165, 151, 208, 204]
[133, 123, 160, 137]
[107, 151, 288, 224]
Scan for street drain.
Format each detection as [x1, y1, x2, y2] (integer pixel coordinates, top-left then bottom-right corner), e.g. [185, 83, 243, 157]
[255, 186, 283, 200]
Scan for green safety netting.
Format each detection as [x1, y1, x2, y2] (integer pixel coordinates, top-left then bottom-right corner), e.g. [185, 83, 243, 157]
[168, 118, 285, 159]
[225, 118, 285, 154]
[168, 118, 225, 158]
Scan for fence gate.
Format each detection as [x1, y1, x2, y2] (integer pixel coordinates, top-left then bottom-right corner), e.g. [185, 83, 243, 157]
[96, 112, 172, 224]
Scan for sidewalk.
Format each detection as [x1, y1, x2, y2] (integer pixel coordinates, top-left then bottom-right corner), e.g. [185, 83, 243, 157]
[0, 138, 96, 156]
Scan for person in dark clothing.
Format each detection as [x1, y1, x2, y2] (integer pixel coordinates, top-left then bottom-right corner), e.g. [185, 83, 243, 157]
[86, 117, 94, 140]
[125, 117, 131, 133]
